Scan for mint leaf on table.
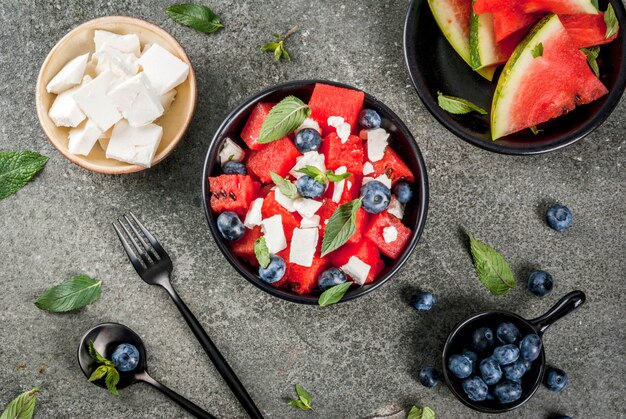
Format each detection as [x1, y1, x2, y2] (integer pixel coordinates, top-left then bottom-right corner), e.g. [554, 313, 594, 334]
[318, 282, 352, 307]
[407, 405, 436, 419]
[582, 46, 601, 78]
[261, 26, 299, 62]
[269, 172, 299, 199]
[288, 384, 313, 411]
[605, 4, 619, 39]
[321, 198, 362, 257]
[34, 275, 102, 313]
[0, 387, 40, 419]
[87, 341, 120, 396]
[258, 96, 311, 144]
[437, 92, 487, 115]
[165, 3, 223, 33]
[532, 42, 543, 58]
[254, 237, 271, 268]
[0, 151, 48, 201]
[468, 233, 515, 296]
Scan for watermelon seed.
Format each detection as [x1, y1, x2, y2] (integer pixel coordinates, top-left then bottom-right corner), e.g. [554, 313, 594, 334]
[220, 190, 227, 198]
[385, 168, 394, 179]
[229, 192, 237, 200]
[574, 95, 582, 105]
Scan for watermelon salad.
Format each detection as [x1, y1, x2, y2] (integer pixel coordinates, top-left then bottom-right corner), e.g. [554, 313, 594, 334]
[428, 0, 620, 139]
[208, 83, 417, 298]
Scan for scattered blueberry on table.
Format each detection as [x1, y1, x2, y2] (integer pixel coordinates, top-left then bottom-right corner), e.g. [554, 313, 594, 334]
[544, 367, 568, 392]
[112, 343, 140, 372]
[418, 367, 441, 388]
[546, 204, 573, 232]
[317, 268, 347, 291]
[528, 270, 554, 297]
[296, 175, 325, 199]
[294, 128, 322, 153]
[358, 109, 381, 129]
[216, 211, 245, 241]
[222, 161, 247, 175]
[360, 180, 391, 214]
[410, 292, 436, 311]
[258, 255, 286, 283]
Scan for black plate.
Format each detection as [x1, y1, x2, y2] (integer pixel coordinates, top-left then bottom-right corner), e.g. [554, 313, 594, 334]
[404, 0, 626, 155]
[201, 80, 429, 305]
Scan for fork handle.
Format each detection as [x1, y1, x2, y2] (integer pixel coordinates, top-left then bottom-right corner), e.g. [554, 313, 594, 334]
[162, 281, 264, 419]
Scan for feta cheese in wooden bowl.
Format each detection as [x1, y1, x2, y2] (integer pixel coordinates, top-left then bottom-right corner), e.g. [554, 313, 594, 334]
[36, 16, 197, 174]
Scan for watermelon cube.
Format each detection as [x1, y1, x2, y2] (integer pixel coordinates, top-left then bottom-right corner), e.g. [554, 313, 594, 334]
[369, 146, 415, 185]
[209, 175, 256, 216]
[230, 226, 263, 266]
[320, 132, 364, 175]
[269, 249, 291, 290]
[247, 137, 300, 183]
[317, 199, 338, 238]
[261, 190, 301, 241]
[309, 83, 365, 134]
[240, 102, 275, 150]
[348, 208, 369, 245]
[331, 239, 384, 284]
[364, 211, 412, 259]
[286, 254, 330, 295]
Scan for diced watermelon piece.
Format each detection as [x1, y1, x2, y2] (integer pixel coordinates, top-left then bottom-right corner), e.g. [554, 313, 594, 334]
[331, 239, 384, 284]
[364, 211, 412, 259]
[247, 137, 300, 183]
[561, 13, 619, 49]
[269, 249, 291, 290]
[320, 132, 364, 175]
[369, 147, 415, 185]
[230, 226, 263, 266]
[285, 254, 330, 295]
[309, 83, 365, 134]
[241, 102, 275, 150]
[347, 208, 369, 245]
[493, 9, 542, 42]
[261, 190, 301, 241]
[208, 175, 256, 216]
[317, 199, 338, 238]
[473, 0, 597, 14]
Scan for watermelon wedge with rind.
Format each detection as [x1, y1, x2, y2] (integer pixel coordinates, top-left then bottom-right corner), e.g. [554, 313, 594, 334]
[491, 14, 608, 140]
[493, 9, 543, 42]
[561, 13, 619, 48]
[470, 0, 508, 69]
[473, 0, 598, 15]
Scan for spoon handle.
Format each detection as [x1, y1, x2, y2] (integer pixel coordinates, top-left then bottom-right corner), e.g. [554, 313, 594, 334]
[161, 280, 264, 419]
[138, 372, 216, 419]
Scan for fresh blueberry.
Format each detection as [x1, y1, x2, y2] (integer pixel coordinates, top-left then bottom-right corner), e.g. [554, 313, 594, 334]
[393, 181, 413, 204]
[546, 204, 573, 232]
[410, 292, 436, 312]
[418, 367, 440, 388]
[497, 322, 521, 344]
[462, 376, 489, 402]
[519, 334, 542, 361]
[479, 357, 503, 385]
[493, 380, 523, 403]
[295, 128, 322, 153]
[545, 367, 568, 392]
[358, 109, 382, 129]
[216, 211, 245, 241]
[503, 360, 527, 383]
[258, 255, 286, 284]
[528, 270, 554, 297]
[493, 344, 520, 365]
[462, 350, 479, 373]
[360, 181, 391, 214]
[472, 327, 495, 352]
[296, 175, 325, 199]
[318, 268, 347, 291]
[448, 354, 473, 379]
[485, 392, 495, 401]
[222, 161, 247, 175]
[522, 359, 533, 371]
[111, 343, 140, 372]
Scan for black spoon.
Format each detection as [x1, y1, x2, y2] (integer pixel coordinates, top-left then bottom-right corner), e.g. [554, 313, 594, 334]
[77, 322, 216, 419]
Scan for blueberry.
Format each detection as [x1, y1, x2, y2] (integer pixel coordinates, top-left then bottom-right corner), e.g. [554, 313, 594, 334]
[497, 322, 521, 344]
[462, 376, 489, 402]
[519, 334, 542, 361]
[393, 181, 413, 204]
[410, 292, 436, 312]
[462, 350, 479, 373]
[258, 255, 286, 284]
[493, 380, 523, 403]
[111, 343, 140, 372]
[358, 109, 382, 129]
[360, 181, 391, 214]
[472, 327, 495, 352]
[503, 360, 527, 383]
[216, 211, 245, 241]
[448, 354, 473, 379]
[222, 161, 247, 175]
[418, 367, 440, 388]
[528, 270, 554, 297]
[546, 204, 573, 232]
[493, 344, 520, 365]
[296, 175, 325, 199]
[522, 359, 533, 371]
[295, 128, 322, 153]
[479, 357, 503, 385]
[318, 268, 347, 291]
[545, 367, 568, 392]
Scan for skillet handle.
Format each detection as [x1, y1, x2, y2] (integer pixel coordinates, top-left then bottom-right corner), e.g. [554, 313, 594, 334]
[528, 290, 586, 335]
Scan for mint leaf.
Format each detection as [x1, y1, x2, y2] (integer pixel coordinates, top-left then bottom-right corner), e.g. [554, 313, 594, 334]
[270, 172, 299, 199]
[532, 42, 543, 58]
[34, 275, 102, 313]
[88, 341, 112, 366]
[0, 387, 40, 419]
[258, 96, 311, 144]
[0, 151, 48, 201]
[407, 405, 436, 419]
[326, 169, 352, 183]
[87, 342, 120, 396]
[437, 92, 487, 115]
[288, 399, 311, 411]
[318, 282, 352, 307]
[605, 4, 619, 39]
[165, 4, 223, 33]
[321, 198, 362, 257]
[261, 26, 299, 62]
[297, 166, 326, 184]
[254, 237, 271, 268]
[295, 384, 312, 408]
[105, 367, 120, 397]
[468, 233, 515, 295]
[529, 126, 543, 135]
[88, 365, 109, 382]
[582, 46, 601, 78]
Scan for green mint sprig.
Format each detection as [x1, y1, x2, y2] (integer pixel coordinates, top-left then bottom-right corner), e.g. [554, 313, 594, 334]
[582, 46, 601, 78]
[0, 151, 48, 201]
[532, 42, 543, 58]
[468, 232, 515, 295]
[87, 341, 120, 396]
[297, 166, 352, 184]
[604, 4, 619, 39]
[261, 26, 299, 62]
[407, 405, 436, 419]
[0, 387, 40, 419]
[288, 384, 313, 411]
[34, 275, 102, 313]
[254, 237, 271, 269]
[437, 92, 487, 115]
[258, 96, 311, 144]
[318, 282, 352, 307]
[270, 172, 299, 199]
[165, 3, 223, 33]
[321, 198, 362, 257]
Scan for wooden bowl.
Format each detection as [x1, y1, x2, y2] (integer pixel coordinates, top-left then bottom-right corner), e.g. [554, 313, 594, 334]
[36, 16, 197, 174]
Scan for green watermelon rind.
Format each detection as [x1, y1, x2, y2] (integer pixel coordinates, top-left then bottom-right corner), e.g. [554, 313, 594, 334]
[469, 0, 503, 70]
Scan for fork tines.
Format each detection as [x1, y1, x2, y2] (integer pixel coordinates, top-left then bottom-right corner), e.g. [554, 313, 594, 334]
[112, 212, 170, 274]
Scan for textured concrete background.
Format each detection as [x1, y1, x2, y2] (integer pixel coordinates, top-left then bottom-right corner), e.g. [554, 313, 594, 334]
[1, 0, 625, 418]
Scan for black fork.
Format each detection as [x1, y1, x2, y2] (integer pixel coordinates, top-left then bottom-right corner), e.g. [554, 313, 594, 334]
[113, 212, 264, 419]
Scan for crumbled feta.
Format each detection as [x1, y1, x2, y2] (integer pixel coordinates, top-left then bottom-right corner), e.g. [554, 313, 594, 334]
[108, 73, 164, 127]
[362, 161, 375, 175]
[105, 120, 163, 167]
[219, 138, 245, 165]
[290, 151, 326, 179]
[346, 180, 353, 191]
[383, 226, 398, 243]
[159, 90, 177, 113]
[387, 196, 405, 219]
[328, 116, 351, 143]
[296, 118, 321, 134]
[94, 30, 141, 56]
[261, 215, 287, 254]
[94, 45, 139, 77]
[46, 53, 89, 94]
[72, 71, 123, 131]
[363, 174, 392, 189]
[137, 43, 189, 95]
[300, 215, 320, 229]
[48, 82, 87, 128]
[331, 166, 347, 204]
[293, 198, 323, 218]
[367, 128, 389, 162]
[289, 228, 319, 267]
[274, 187, 297, 212]
[244, 198, 264, 228]
[341, 256, 371, 286]
[68, 119, 102, 155]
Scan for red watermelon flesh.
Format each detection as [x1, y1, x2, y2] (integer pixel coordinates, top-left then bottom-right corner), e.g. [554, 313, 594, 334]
[493, 9, 542, 42]
[474, 0, 598, 14]
[285, 254, 330, 295]
[270, 249, 291, 289]
[561, 13, 619, 48]
[320, 132, 365, 175]
[241, 102, 275, 150]
[331, 239, 384, 284]
[230, 226, 263, 266]
[364, 211, 412, 260]
[247, 137, 300, 183]
[317, 199, 338, 238]
[209, 175, 256, 216]
[260, 191, 301, 241]
[369, 147, 415, 185]
[348, 208, 369, 245]
[326, 174, 362, 205]
[309, 83, 365, 135]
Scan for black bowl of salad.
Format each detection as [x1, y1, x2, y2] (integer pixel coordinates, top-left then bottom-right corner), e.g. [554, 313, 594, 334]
[201, 80, 429, 305]
[404, 0, 626, 155]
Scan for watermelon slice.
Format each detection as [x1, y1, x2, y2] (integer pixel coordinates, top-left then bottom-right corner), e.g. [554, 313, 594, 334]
[561, 13, 619, 48]
[308, 83, 365, 134]
[261, 190, 301, 241]
[246, 137, 300, 183]
[364, 211, 412, 259]
[470, 0, 509, 69]
[230, 226, 263, 266]
[491, 14, 609, 140]
[369, 146, 415, 185]
[208, 175, 256, 216]
[493, 9, 543, 42]
[331, 239, 384, 284]
[241, 102, 275, 150]
[320, 132, 365, 175]
[473, 0, 598, 15]
[285, 254, 330, 295]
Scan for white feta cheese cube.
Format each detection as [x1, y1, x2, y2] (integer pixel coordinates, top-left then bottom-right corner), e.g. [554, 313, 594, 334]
[331, 166, 347, 204]
[290, 151, 326, 179]
[293, 198, 323, 219]
[159, 89, 177, 112]
[363, 161, 375, 175]
[105, 120, 163, 167]
[137, 43, 189, 95]
[274, 188, 297, 212]
[219, 138, 245, 165]
[108, 73, 164, 127]
[383, 226, 398, 243]
[94, 30, 141, 56]
[341, 256, 371, 286]
[68, 119, 103, 155]
[46, 53, 89, 94]
[363, 174, 392, 189]
[346, 180, 353, 192]
[48, 85, 86, 127]
[244, 198, 264, 228]
[387, 196, 405, 219]
[367, 128, 389, 162]
[261, 215, 287, 254]
[328, 116, 351, 143]
[72, 71, 123, 131]
[300, 215, 320, 229]
[94, 45, 139, 78]
[289, 228, 319, 267]
[296, 118, 321, 134]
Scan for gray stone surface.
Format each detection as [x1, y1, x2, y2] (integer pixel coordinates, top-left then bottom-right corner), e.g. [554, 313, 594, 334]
[0, 0, 625, 418]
